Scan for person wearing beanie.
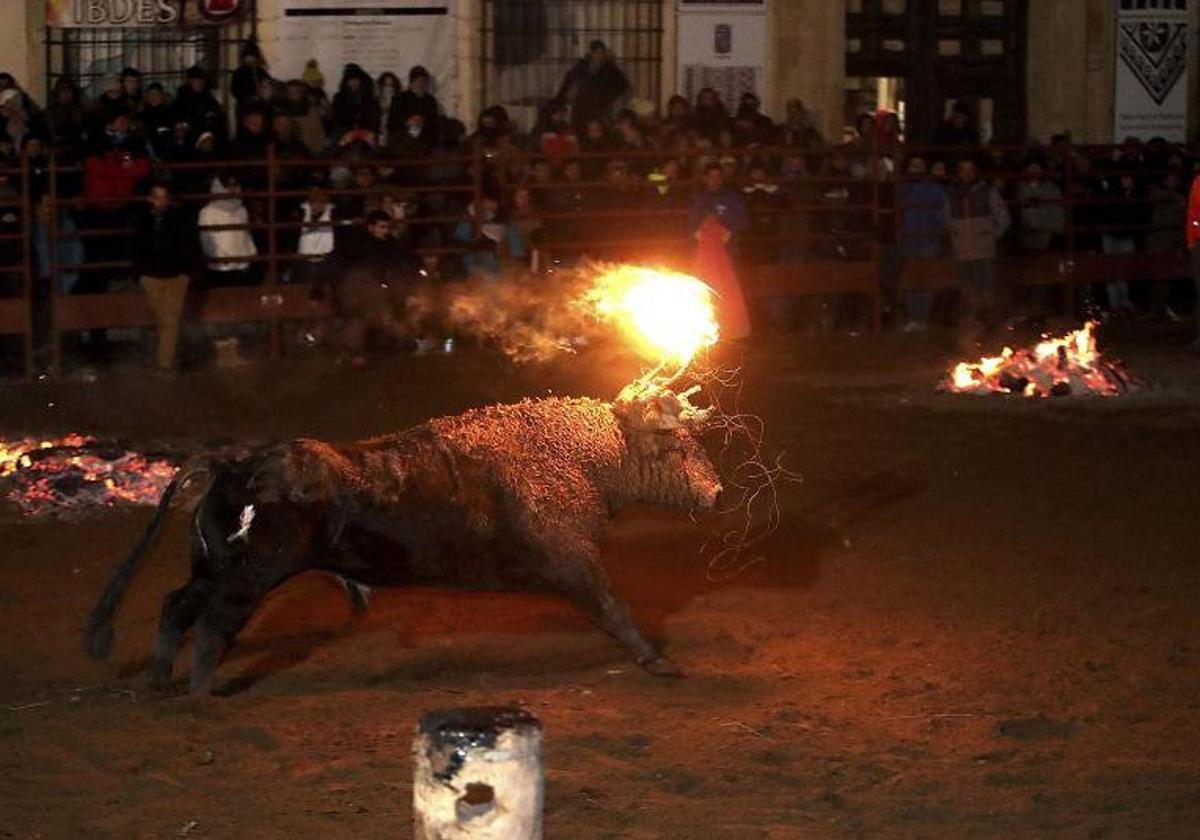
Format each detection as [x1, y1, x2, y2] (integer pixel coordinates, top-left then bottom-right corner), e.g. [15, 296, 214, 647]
[302, 59, 325, 92]
[119, 67, 143, 110]
[45, 76, 87, 156]
[390, 65, 440, 148]
[231, 39, 270, 112]
[331, 63, 381, 144]
[91, 73, 130, 132]
[174, 66, 227, 145]
[138, 82, 175, 155]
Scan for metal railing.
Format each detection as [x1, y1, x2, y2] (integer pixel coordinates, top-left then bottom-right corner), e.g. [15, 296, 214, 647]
[0, 141, 1191, 377]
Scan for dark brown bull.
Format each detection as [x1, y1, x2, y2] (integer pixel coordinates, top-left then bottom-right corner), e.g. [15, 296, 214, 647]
[84, 397, 722, 694]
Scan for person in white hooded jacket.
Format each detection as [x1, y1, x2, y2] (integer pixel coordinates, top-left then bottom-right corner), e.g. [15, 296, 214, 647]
[198, 174, 257, 286]
[289, 186, 340, 286]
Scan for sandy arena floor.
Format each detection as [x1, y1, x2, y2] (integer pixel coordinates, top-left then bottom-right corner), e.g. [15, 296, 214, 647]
[2, 326, 1200, 838]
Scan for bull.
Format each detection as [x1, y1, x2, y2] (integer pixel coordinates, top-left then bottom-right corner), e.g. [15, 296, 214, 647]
[83, 397, 722, 694]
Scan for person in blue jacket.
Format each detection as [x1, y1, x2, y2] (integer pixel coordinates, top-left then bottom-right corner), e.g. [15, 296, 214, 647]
[897, 153, 947, 331]
[689, 162, 748, 247]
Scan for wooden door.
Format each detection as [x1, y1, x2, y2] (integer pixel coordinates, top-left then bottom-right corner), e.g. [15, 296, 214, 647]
[846, 0, 1028, 144]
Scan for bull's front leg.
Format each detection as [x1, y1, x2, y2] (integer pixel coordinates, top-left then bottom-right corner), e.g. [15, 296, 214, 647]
[532, 531, 682, 677]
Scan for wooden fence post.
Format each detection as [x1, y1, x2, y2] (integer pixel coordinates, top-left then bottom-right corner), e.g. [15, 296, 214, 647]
[19, 151, 33, 379]
[47, 152, 60, 375]
[266, 143, 281, 357]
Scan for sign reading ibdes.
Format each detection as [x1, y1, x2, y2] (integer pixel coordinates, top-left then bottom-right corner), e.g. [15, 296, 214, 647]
[46, 0, 245, 27]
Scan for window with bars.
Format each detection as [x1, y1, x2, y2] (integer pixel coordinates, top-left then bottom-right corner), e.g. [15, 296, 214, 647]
[45, 9, 255, 100]
[480, 0, 663, 126]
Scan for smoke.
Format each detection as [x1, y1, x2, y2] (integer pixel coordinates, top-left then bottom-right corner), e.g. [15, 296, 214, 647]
[398, 262, 660, 363]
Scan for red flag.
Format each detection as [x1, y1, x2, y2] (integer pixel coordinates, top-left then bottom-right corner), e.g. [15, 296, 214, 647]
[693, 217, 752, 341]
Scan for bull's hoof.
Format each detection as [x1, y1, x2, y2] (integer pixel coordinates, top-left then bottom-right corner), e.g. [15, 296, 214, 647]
[149, 671, 178, 695]
[642, 657, 684, 678]
[84, 623, 115, 661]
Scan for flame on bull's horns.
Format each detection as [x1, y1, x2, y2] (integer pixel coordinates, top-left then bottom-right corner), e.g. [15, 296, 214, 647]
[580, 265, 719, 367]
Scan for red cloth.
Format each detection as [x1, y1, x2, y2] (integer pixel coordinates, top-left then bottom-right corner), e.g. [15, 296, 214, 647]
[694, 216, 752, 341]
[1188, 174, 1200, 250]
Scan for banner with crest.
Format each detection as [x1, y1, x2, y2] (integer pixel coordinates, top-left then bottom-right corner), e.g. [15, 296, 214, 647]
[1114, 0, 1190, 141]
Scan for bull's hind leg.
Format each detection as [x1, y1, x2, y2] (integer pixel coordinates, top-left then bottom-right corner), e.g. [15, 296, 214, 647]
[150, 575, 213, 690]
[189, 581, 267, 695]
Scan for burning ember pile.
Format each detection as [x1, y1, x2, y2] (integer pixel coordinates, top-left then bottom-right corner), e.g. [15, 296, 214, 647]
[944, 322, 1135, 398]
[0, 436, 178, 517]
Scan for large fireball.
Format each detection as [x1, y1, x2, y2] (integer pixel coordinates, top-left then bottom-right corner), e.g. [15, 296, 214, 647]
[581, 265, 720, 366]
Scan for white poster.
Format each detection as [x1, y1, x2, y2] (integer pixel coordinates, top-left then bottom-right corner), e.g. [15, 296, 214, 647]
[1114, 0, 1190, 141]
[676, 1, 768, 110]
[275, 1, 457, 115]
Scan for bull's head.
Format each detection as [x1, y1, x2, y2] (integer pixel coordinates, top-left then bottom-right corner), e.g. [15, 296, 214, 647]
[613, 381, 722, 513]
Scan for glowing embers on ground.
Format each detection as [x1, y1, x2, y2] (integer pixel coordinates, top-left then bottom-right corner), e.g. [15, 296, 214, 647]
[0, 435, 177, 517]
[580, 265, 720, 367]
[944, 321, 1135, 397]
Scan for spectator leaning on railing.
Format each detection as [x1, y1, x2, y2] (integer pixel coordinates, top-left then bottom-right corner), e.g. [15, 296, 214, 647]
[945, 157, 1010, 349]
[454, 195, 526, 280]
[898, 153, 947, 332]
[690, 162, 751, 340]
[198, 175, 257, 287]
[131, 183, 201, 373]
[11, 49, 1200, 375]
[1016, 159, 1065, 253]
[82, 109, 150, 292]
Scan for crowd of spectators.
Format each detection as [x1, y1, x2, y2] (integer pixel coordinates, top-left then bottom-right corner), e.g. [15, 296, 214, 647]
[0, 37, 1198, 371]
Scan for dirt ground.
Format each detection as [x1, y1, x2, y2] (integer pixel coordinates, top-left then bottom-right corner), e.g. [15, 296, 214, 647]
[3, 325, 1200, 839]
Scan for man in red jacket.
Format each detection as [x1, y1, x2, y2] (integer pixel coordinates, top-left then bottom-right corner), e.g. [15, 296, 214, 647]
[82, 110, 151, 293]
[1188, 173, 1200, 351]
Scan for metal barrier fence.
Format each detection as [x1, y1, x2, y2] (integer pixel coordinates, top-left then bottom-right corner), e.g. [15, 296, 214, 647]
[0, 161, 33, 378]
[0, 142, 1192, 377]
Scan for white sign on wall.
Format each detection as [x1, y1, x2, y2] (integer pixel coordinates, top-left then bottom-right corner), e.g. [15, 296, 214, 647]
[1114, 0, 1190, 141]
[275, 1, 457, 114]
[676, 1, 768, 110]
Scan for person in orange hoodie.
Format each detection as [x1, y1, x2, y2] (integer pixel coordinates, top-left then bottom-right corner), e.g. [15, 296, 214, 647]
[1188, 172, 1200, 350]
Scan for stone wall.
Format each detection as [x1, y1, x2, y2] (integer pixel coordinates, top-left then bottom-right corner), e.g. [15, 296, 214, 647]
[4, 2, 45, 101]
[771, 0, 846, 142]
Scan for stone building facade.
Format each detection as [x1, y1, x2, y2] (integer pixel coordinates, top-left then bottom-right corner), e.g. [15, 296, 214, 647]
[4, 0, 1197, 143]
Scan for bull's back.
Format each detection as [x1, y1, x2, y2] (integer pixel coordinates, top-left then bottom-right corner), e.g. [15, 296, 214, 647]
[276, 432, 522, 588]
[201, 403, 620, 590]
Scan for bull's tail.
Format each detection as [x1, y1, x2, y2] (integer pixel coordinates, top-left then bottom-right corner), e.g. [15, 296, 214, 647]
[83, 466, 209, 661]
